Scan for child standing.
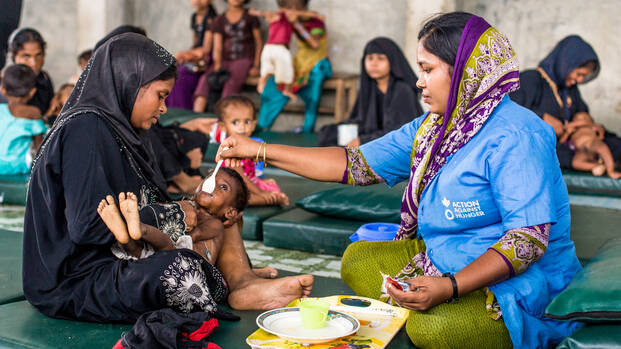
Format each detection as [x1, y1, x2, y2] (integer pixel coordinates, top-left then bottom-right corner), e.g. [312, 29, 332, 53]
[215, 95, 289, 206]
[252, 0, 324, 99]
[0, 64, 48, 175]
[193, 0, 262, 113]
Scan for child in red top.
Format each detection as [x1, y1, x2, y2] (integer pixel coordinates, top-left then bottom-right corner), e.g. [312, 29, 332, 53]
[251, 1, 324, 99]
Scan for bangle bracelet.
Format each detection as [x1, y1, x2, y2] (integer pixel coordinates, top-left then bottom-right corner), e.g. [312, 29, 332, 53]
[262, 142, 267, 166]
[442, 272, 459, 303]
[255, 142, 264, 162]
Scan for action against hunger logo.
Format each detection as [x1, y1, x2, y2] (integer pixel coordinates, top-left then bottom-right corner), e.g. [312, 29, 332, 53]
[442, 197, 485, 221]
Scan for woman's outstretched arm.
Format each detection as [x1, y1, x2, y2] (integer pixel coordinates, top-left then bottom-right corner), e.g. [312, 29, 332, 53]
[217, 135, 347, 182]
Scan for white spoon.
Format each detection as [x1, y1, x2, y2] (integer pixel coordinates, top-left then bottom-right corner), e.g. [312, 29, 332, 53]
[201, 147, 229, 194]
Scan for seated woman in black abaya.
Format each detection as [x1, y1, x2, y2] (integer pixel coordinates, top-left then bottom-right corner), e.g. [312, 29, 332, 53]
[510, 35, 621, 177]
[23, 33, 313, 323]
[319, 37, 423, 147]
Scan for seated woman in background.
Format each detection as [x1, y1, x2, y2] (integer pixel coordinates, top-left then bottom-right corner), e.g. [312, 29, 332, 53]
[318, 37, 423, 146]
[192, 0, 262, 113]
[0, 64, 47, 175]
[510, 35, 621, 174]
[257, 0, 332, 134]
[0, 28, 55, 118]
[167, 0, 218, 110]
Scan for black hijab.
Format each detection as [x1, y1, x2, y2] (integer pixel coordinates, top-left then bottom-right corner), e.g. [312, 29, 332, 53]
[33, 32, 175, 197]
[538, 35, 599, 120]
[348, 37, 423, 142]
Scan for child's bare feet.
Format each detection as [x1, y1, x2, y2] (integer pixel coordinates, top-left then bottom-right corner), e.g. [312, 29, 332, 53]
[253, 266, 278, 279]
[608, 170, 621, 180]
[592, 164, 606, 176]
[97, 195, 130, 244]
[282, 88, 298, 102]
[276, 192, 290, 206]
[119, 192, 142, 240]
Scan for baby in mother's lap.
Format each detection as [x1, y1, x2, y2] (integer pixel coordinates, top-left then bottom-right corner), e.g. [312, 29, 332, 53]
[97, 167, 248, 265]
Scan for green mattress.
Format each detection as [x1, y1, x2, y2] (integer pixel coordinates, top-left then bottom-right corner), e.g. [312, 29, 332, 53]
[0, 271, 414, 348]
[563, 170, 621, 197]
[262, 208, 365, 256]
[0, 229, 24, 305]
[557, 324, 621, 349]
[158, 108, 215, 126]
[240, 176, 341, 241]
[0, 175, 28, 206]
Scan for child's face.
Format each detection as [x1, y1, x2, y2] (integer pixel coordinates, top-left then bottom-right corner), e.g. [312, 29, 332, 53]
[59, 86, 73, 106]
[79, 58, 89, 70]
[365, 53, 390, 80]
[194, 171, 238, 223]
[219, 104, 256, 137]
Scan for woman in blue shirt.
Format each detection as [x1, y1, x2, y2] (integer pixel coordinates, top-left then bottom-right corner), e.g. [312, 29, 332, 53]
[218, 12, 581, 348]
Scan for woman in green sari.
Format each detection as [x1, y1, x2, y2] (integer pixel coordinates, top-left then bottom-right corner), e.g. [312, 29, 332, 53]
[217, 12, 581, 348]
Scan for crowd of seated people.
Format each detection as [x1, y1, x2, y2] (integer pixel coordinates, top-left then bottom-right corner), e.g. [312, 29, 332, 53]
[1, 2, 620, 195]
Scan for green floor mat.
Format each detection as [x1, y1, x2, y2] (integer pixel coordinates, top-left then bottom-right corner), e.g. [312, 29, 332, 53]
[563, 170, 621, 197]
[158, 108, 215, 126]
[262, 208, 365, 256]
[241, 176, 341, 241]
[0, 175, 28, 206]
[570, 204, 621, 261]
[0, 271, 414, 348]
[0, 229, 23, 305]
[557, 324, 621, 349]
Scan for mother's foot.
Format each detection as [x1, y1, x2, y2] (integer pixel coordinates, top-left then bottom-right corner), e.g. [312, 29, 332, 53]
[228, 274, 314, 310]
[97, 195, 130, 244]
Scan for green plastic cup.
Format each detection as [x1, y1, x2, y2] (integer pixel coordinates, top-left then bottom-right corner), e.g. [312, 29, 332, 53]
[299, 299, 330, 329]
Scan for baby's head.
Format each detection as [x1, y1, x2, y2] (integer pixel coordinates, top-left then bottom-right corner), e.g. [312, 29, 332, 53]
[215, 94, 257, 137]
[572, 113, 593, 125]
[0, 64, 36, 101]
[194, 167, 249, 227]
[56, 83, 74, 106]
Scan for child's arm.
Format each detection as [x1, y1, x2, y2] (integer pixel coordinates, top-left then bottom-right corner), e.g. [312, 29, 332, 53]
[292, 20, 320, 49]
[190, 212, 225, 242]
[32, 134, 43, 150]
[213, 32, 223, 71]
[286, 9, 325, 22]
[201, 30, 213, 61]
[250, 26, 263, 77]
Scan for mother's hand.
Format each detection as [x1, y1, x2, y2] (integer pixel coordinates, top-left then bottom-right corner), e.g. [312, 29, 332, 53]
[178, 200, 197, 232]
[387, 276, 453, 311]
[216, 135, 262, 167]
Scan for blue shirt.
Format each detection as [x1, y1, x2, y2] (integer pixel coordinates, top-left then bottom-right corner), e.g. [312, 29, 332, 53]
[361, 96, 581, 348]
[0, 103, 48, 175]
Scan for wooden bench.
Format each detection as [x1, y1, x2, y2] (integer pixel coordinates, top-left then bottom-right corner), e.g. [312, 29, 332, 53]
[245, 72, 359, 123]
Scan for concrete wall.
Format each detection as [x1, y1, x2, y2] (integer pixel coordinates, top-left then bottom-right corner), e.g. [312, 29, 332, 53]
[457, 0, 621, 133]
[16, 0, 621, 132]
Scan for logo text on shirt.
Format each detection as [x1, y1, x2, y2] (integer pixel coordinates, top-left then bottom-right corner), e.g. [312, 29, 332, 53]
[442, 197, 485, 220]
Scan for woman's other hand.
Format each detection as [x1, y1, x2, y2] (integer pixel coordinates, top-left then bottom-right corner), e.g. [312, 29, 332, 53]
[217, 135, 262, 167]
[178, 200, 198, 232]
[387, 276, 453, 311]
[248, 66, 260, 77]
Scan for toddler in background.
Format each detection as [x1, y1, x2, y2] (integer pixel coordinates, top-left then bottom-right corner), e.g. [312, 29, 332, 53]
[69, 49, 92, 84]
[559, 112, 621, 179]
[251, 0, 324, 99]
[97, 167, 249, 264]
[0, 64, 48, 175]
[44, 83, 74, 125]
[215, 95, 290, 206]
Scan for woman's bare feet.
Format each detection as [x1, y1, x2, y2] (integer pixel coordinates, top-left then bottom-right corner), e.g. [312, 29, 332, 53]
[97, 195, 130, 244]
[119, 192, 142, 240]
[228, 274, 314, 310]
[253, 266, 278, 279]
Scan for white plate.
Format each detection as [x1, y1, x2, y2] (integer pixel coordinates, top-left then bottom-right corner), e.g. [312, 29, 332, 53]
[256, 307, 360, 344]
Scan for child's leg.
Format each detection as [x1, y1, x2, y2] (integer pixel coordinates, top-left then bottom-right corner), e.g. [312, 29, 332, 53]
[97, 195, 143, 257]
[571, 151, 604, 175]
[273, 46, 297, 101]
[221, 58, 254, 98]
[587, 139, 621, 179]
[118, 192, 175, 251]
[234, 167, 289, 206]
